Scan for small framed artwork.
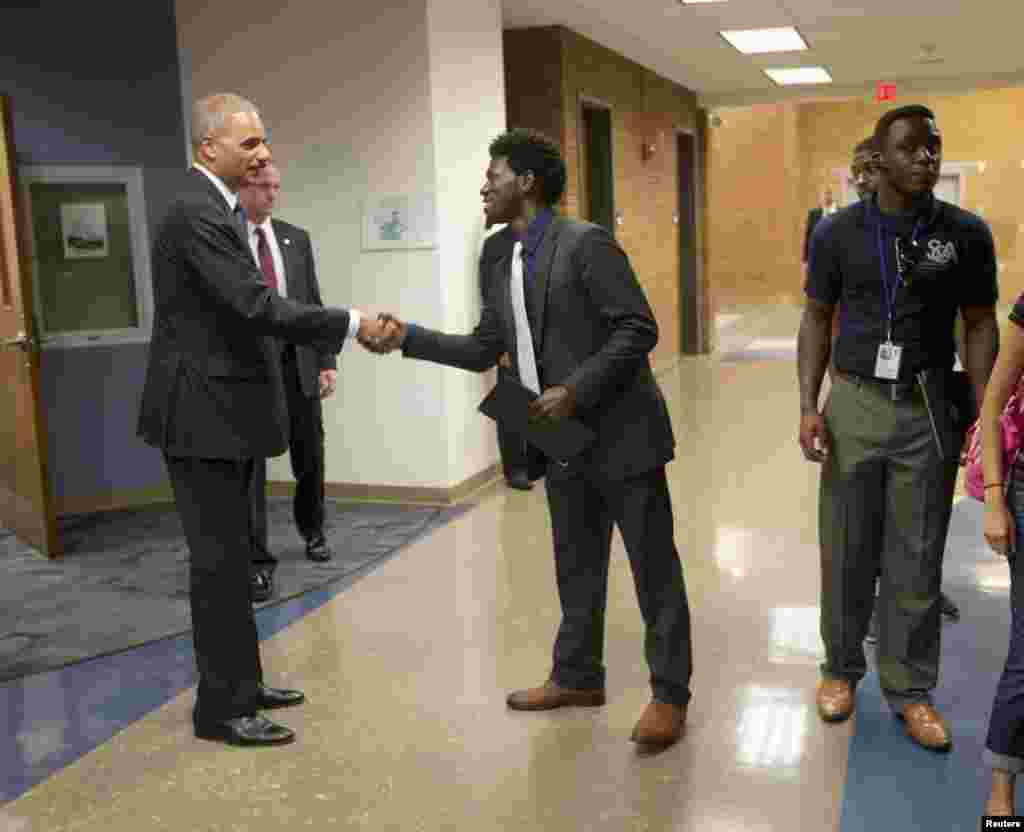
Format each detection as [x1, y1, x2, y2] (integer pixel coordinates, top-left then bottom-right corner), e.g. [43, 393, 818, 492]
[60, 202, 110, 259]
[362, 193, 437, 251]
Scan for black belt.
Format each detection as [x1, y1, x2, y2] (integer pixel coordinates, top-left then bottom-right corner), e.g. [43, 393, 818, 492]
[838, 371, 922, 402]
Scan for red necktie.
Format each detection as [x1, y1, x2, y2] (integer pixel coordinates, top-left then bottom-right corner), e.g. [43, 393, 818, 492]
[254, 227, 278, 292]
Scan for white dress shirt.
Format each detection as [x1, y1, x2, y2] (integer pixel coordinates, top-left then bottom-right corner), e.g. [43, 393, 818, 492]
[247, 218, 288, 299]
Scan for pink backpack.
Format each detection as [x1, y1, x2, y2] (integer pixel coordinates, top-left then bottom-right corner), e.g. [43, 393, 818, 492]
[965, 381, 1024, 500]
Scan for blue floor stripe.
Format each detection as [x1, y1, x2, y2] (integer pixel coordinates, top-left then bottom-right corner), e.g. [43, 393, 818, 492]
[0, 508, 465, 804]
[841, 498, 1012, 829]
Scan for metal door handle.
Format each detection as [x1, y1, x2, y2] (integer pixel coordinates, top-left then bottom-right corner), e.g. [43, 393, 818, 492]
[2, 332, 33, 351]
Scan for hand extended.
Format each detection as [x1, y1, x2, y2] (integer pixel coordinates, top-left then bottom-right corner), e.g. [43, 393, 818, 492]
[357, 314, 405, 354]
[498, 353, 512, 369]
[984, 497, 1016, 559]
[798, 409, 830, 463]
[528, 385, 576, 424]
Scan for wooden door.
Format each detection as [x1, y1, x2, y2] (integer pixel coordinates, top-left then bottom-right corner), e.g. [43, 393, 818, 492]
[0, 95, 60, 557]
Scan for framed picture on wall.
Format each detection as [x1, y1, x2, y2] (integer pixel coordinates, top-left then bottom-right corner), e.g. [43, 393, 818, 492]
[18, 165, 153, 349]
[60, 202, 109, 259]
[362, 192, 438, 251]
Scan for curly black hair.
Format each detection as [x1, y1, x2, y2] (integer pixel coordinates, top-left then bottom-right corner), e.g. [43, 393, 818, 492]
[488, 128, 567, 206]
[873, 105, 936, 152]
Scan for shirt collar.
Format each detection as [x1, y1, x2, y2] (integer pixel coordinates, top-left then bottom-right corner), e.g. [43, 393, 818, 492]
[520, 208, 554, 255]
[247, 217, 273, 236]
[193, 163, 237, 212]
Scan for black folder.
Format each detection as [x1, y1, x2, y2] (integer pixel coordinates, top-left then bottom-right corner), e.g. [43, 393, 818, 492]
[478, 376, 597, 462]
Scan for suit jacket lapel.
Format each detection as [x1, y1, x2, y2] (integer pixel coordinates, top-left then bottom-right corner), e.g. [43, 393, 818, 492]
[271, 220, 297, 296]
[190, 168, 248, 249]
[528, 217, 562, 351]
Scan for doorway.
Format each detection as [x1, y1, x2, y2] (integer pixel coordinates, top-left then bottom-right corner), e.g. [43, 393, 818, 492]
[677, 130, 701, 354]
[580, 102, 614, 233]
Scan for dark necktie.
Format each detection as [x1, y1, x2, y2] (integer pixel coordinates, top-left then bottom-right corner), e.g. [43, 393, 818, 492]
[254, 227, 279, 293]
[233, 204, 247, 238]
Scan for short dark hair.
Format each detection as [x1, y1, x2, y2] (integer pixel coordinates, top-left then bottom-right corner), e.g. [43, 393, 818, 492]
[488, 128, 567, 206]
[853, 136, 875, 156]
[873, 105, 936, 152]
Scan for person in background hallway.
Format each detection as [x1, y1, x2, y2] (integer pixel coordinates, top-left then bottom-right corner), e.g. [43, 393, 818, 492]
[479, 216, 533, 490]
[798, 105, 998, 751]
[237, 163, 337, 604]
[979, 290, 1024, 817]
[803, 186, 839, 266]
[137, 92, 388, 747]
[366, 128, 693, 753]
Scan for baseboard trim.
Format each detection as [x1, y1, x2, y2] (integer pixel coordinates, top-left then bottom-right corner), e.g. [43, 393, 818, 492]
[269, 462, 505, 507]
[54, 464, 505, 518]
[55, 485, 177, 517]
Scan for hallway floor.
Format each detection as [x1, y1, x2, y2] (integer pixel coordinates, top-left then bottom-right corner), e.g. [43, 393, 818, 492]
[0, 304, 1011, 831]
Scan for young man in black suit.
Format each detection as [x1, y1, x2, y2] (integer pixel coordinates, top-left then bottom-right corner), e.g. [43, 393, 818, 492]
[368, 128, 693, 752]
[237, 164, 337, 603]
[138, 93, 387, 746]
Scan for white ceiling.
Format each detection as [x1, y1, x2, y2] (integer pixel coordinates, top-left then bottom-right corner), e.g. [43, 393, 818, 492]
[502, 0, 1024, 108]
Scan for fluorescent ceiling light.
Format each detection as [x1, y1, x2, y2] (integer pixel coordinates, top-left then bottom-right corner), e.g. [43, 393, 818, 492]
[764, 66, 832, 86]
[680, 0, 728, 4]
[720, 27, 808, 54]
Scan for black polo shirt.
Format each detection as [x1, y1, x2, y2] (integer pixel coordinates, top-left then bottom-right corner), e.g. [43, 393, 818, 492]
[805, 195, 997, 382]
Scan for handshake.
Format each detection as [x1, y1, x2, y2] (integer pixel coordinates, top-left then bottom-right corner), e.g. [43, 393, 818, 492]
[356, 313, 406, 355]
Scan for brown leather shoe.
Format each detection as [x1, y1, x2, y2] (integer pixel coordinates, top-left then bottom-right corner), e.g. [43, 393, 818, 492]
[630, 701, 686, 751]
[816, 679, 854, 722]
[898, 703, 952, 751]
[505, 680, 606, 711]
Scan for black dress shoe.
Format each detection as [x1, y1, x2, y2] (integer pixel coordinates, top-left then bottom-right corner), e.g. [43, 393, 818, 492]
[255, 685, 305, 710]
[194, 714, 295, 746]
[305, 533, 332, 562]
[505, 472, 533, 491]
[251, 569, 273, 603]
[940, 592, 960, 620]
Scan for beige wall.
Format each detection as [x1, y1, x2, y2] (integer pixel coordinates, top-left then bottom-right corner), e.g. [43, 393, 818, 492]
[504, 26, 708, 358]
[708, 85, 1024, 309]
[177, 0, 506, 490]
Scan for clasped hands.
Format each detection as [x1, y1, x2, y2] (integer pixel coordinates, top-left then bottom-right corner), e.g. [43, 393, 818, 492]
[356, 317, 576, 422]
[356, 314, 406, 354]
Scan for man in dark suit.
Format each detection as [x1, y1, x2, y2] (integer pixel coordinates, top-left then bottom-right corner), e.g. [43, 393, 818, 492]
[803, 187, 838, 265]
[138, 93, 386, 746]
[368, 128, 693, 752]
[237, 164, 337, 604]
[479, 220, 533, 490]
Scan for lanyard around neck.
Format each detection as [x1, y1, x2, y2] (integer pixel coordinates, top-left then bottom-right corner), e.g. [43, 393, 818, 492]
[875, 201, 925, 343]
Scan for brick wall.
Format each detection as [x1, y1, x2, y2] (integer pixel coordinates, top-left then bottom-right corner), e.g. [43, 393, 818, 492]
[706, 103, 803, 310]
[708, 86, 1024, 309]
[503, 26, 708, 357]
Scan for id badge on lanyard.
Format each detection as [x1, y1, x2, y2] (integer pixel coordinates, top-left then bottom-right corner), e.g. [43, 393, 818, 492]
[874, 210, 922, 381]
[875, 340, 902, 380]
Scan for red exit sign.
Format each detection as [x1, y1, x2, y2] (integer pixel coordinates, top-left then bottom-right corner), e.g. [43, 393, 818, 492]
[875, 82, 897, 102]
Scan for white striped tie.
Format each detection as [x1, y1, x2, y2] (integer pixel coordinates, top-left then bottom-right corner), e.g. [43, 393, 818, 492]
[510, 241, 540, 395]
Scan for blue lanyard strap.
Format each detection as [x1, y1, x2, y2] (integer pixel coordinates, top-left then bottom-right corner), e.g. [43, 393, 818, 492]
[874, 203, 924, 343]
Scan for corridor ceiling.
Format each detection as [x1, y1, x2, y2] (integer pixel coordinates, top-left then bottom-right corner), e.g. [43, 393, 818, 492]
[503, 0, 1024, 107]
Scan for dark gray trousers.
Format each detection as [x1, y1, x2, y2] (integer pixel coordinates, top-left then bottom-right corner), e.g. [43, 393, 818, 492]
[164, 454, 264, 727]
[543, 464, 692, 706]
[819, 372, 960, 708]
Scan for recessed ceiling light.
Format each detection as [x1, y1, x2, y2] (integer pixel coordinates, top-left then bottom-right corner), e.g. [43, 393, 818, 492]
[720, 27, 808, 55]
[764, 66, 832, 86]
